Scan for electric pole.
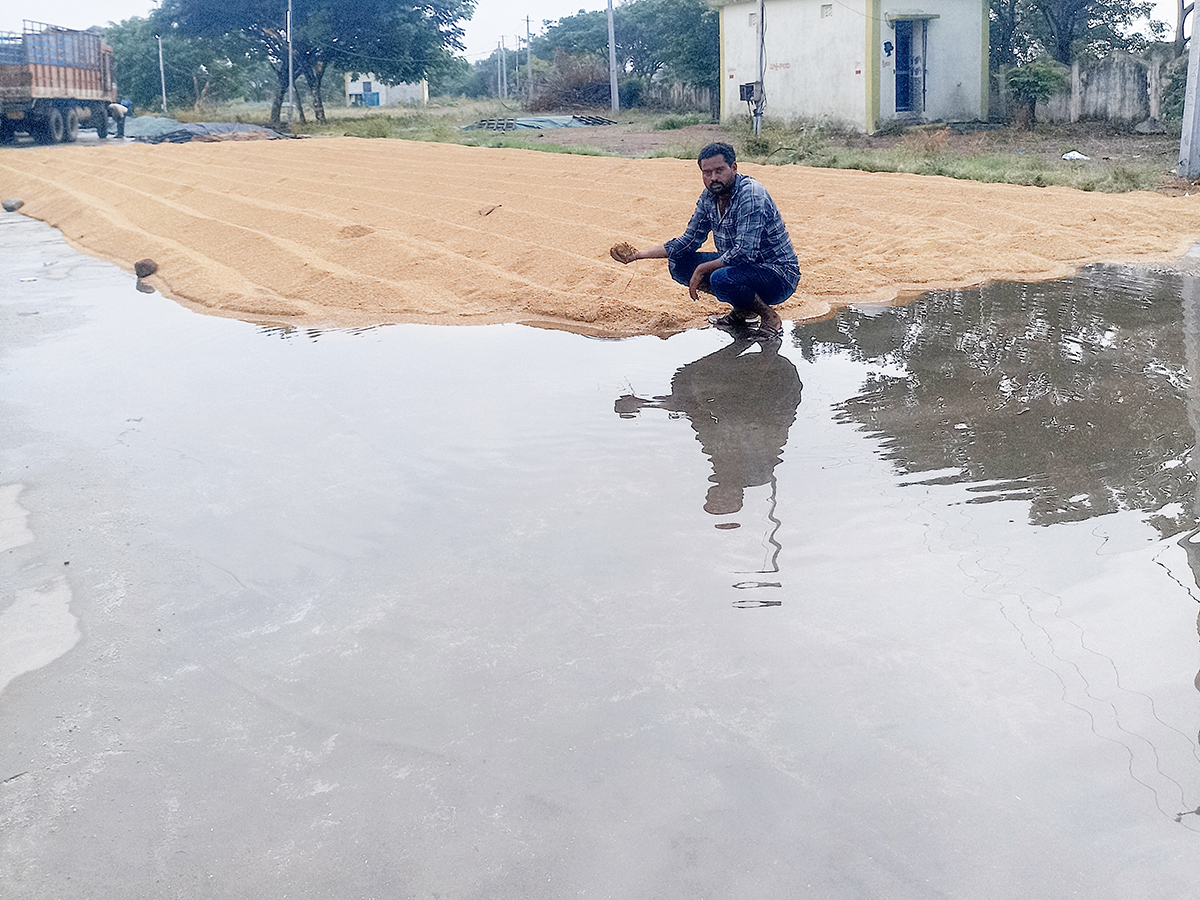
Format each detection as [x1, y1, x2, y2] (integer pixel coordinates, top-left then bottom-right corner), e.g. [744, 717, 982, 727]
[754, 0, 765, 135]
[1181, 27, 1200, 177]
[501, 38, 508, 98]
[156, 33, 167, 115]
[286, 0, 294, 127]
[527, 17, 533, 102]
[607, 0, 619, 114]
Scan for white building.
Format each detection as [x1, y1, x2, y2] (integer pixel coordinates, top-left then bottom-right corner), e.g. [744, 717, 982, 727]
[716, 0, 988, 132]
[344, 73, 428, 107]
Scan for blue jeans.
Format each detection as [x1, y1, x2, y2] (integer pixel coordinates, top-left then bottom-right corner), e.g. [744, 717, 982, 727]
[668, 252, 794, 313]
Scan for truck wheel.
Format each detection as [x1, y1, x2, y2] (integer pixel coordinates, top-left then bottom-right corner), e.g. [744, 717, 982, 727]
[96, 104, 108, 139]
[0, 119, 13, 144]
[65, 108, 79, 142]
[36, 108, 65, 144]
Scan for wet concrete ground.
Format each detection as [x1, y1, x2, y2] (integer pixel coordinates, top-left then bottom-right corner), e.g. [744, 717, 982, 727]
[1, 210, 1198, 898]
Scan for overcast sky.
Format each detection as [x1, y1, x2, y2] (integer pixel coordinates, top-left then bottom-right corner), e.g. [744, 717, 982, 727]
[0, 0, 1181, 65]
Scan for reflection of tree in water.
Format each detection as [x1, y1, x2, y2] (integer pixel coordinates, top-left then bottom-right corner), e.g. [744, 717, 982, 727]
[797, 265, 1194, 536]
[617, 338, 802, 517]
[802, 266, 1200, 820]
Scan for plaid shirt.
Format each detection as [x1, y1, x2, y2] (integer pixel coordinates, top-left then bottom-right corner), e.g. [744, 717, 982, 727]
[664, 173, 800, 291]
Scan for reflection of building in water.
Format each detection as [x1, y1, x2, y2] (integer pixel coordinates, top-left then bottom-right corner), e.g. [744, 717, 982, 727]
[1178, 275, 1200, 762]
[616, 337, 802, 516]
[801, 265, 1196, 535]
[1178, 275, 1200, 580]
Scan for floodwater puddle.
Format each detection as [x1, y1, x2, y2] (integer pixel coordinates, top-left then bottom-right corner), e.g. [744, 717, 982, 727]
[803, 264, 1200, 536]
[1, 211, 1198, 897]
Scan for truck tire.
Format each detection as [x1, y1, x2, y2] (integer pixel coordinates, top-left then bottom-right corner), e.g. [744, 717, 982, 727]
[36, 108, 65, 144]
[65, 108, 79, 142]
[96, 104, 108, 139]
[0, 118, 13, 144]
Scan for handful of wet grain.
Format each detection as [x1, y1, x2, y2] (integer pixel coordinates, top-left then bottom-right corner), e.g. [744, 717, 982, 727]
[609, 242, 638, 264]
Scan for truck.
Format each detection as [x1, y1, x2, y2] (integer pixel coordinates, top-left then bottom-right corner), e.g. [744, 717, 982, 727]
[0, 21, 117, 144]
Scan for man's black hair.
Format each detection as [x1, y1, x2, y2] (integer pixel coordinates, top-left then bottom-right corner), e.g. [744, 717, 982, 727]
[698, 142, 736, 167]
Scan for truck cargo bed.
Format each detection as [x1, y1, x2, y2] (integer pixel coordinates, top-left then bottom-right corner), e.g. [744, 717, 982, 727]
[0, 21, 113, 103]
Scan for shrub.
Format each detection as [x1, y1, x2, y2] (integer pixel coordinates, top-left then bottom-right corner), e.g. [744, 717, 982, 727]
[742, 135, 771, 156]
[529, 51, 618, 111]
[654, 112, 707, 130]
[1006, 58, 1069, 127]
[899, 127, 949, 154]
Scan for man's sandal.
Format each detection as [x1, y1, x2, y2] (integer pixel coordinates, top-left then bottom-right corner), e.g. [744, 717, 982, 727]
[707, 313, 758, 331]
[748, 324, 784, 341]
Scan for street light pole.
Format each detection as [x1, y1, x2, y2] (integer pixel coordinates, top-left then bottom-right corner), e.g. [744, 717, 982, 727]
[286, 0, 294, 127]
[607, 0, 619, 114]
[156, 33, 167, 115]
[1180, 26, 1200, 176]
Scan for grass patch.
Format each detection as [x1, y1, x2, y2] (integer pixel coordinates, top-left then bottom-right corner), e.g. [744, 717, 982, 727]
[459, 132, 608, 154]
[729, 120, 1175, 192]
[653, 112, 709, 131]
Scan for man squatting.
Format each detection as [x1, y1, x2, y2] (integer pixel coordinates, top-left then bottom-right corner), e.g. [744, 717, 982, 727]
[611, 142, 800, 339]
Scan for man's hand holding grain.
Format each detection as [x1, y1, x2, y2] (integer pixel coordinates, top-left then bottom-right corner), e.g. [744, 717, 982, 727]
[610, 242, 639, 264]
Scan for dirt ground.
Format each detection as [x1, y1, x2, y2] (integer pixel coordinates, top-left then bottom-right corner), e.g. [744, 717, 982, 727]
[529, 120, 737, 158]
[538, 119, 1193, 191]
[2, 131, 1200, 336]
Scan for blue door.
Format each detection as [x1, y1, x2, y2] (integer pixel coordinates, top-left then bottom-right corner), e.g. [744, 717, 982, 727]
[895, 21, 913, 112]
[893, 20, 925, 115]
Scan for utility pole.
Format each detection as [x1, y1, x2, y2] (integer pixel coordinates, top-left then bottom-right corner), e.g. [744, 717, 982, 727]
[500, 38, 508, 99]
[496, 41, 502, 97]
[513, 36, 521, 96]
[526, 17, 533, 103]
[607, 0, 619, 114]
[1181, 25, 1200, 177]
[286, 0, 295, 127]
[753, 0, 765, 135]
[156, 32, 167, 114]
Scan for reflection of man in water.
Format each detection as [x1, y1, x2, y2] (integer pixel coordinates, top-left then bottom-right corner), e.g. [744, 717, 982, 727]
[616, 337, 802, 514]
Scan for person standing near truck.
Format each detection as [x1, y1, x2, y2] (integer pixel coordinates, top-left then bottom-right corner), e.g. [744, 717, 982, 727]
[106, 100, 130, 138]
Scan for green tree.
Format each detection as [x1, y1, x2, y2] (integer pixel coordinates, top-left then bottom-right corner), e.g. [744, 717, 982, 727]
[532, 0, 714, 80]
[530, 10, 608, 60]
[1006, 55, 1068, 123]
[656, 0, 719, 99]
[990, 0, 1030, 68]
[160, 0, 474, 126]
[105, 15, 267, 111]
[1034, 0, 1162, 63]
[616, 0, 672, 78]
[991, 0, 1167, 67]
[530, 0, 718, 108]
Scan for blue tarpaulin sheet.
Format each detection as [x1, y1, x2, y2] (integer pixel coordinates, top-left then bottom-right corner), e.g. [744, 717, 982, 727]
[125, 117, 287, 143]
